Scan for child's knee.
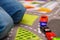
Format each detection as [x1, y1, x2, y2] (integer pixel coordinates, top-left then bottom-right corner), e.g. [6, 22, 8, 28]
[0, 7, 14, 39]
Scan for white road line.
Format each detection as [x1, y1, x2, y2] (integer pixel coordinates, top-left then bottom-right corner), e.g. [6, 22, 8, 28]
[34, 29, 37, 31]
[53, 16, 56, 18]
[42, 34, 45, 36]
[50, 14, 53, 16]
[38, 23, 40, 25]
[11, 28, 14, 31]
[38, 24, 40, 27]
[9, 35, 12, 37]
[38, 28, 41, 33]
[25, 26, 28, 27]
[29, 27, 33, 29]
[7, 38, 10, 40]
[10, 31, 13, 34]
[48, 8, 60, 17]
[54, 8, 60, 14]
[20, 25, 23, 26]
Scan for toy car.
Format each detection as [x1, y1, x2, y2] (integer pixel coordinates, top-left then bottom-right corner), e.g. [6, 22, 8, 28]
[53, 37, 60, 40]
[45, 32, 56, 40]
[40, 27, 51, 34]
[40, 15, 48, 22]
[40, 22, 47, 27]
[44, 27, 51, 32]
[40, 15, 48, 27]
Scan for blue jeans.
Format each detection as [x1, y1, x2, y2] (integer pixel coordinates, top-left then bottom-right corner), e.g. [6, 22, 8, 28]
[0, 0, 26, 23]
[0, 7, 14, 39]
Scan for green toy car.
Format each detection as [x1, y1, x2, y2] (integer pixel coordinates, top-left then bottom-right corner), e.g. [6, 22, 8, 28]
[53, 37, 60, 40]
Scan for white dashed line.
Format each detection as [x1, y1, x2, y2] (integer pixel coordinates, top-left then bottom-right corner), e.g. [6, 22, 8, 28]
[47, 14, 51, 16]
[34, 13, 37, 14]
[20, 25, 23, 26]
[10, 31, 13, 34]
[53, 16, 56, 18]
[7, 38, 10, 40]
[11, 28, 14, 31]
[55, 8, 60, 14]
[50, 14, 53, 16]
[9, 35, 12, 37]
[38, 23, 40, 25]
[42, 34, 45, 36]
[34, 29, 37, 31]
[38, 24, 40, 27]
[29, 27, 33, 29]
[25, 26, 28, 27]
[38, 28, 41, 33]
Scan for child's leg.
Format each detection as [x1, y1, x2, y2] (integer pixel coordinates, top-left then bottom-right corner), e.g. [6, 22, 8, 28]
[0, 0, 26, 24]
[0, 7, 14, 39]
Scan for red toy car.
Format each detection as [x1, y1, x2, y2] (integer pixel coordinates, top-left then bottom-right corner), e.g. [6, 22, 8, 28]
[40, 15, 48, 22]
[45, 32, 56, 40]
[40, 15, 48, 27]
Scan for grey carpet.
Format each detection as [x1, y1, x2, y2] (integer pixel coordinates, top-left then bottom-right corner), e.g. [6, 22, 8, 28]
[47, 19, 60, 37]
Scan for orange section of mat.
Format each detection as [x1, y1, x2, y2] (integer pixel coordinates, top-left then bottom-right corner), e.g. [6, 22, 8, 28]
[38, 7, 52, 13]
[24, 5, 34, 9]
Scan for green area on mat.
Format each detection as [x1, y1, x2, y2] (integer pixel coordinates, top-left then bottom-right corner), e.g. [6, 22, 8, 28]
[15, 27, 41, 40]
[53, 37, 60, 40]
[21, 14, 38, 26]
[31, 2, 40, 4]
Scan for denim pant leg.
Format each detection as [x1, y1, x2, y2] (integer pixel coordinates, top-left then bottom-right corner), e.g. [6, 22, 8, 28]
[0, 7, 14, 39]
[0, 0, 26, 23]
